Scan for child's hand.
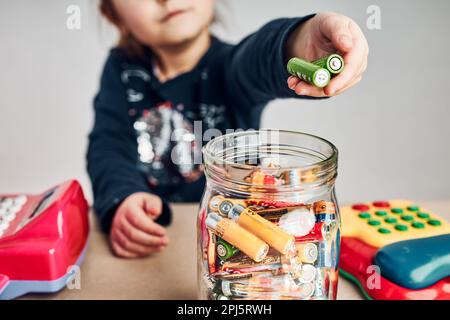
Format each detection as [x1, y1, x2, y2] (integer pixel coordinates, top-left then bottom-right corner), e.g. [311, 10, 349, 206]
[286, 12, 369, 97]
[110, 192, 169, 258]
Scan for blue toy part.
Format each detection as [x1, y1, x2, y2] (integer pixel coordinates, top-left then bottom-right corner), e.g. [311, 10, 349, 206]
[373, 234, 450, 290]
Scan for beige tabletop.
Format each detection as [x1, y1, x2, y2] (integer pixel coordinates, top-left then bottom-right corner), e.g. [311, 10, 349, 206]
[22, 201, 450, 300]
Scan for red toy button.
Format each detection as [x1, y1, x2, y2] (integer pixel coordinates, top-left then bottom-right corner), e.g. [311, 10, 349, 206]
[352, 204, 370, 211]
[373, 201, 390, 208]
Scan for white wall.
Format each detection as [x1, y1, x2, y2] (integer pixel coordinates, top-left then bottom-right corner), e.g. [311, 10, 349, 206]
[1, 0, 449, 204]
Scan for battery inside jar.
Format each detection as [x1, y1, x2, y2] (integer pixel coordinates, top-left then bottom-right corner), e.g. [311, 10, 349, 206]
[201, 130, 339, 300]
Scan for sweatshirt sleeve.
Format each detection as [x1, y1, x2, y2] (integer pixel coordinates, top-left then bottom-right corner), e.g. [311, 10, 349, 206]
[87, 51, 172, 233]
[225, 16, 317, 110]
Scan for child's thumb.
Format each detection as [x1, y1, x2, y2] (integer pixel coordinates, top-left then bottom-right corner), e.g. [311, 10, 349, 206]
[143, 194, 163, 218]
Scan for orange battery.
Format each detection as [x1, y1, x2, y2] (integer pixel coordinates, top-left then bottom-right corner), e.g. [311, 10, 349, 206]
[206, 213, 269, 262]
[224, 204, 295, 255]
[207, 230, 217, 274]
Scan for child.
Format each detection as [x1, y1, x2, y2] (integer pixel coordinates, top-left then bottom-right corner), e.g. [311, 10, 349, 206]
[87, 0, 368, 258]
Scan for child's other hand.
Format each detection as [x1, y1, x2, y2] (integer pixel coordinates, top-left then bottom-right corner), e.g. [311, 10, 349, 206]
[110, 192, 169, 258]
[286, 12, 369, 97]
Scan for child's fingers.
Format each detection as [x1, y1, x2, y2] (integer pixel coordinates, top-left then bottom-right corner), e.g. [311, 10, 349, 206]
[324, 46, 366, 95]
[110, 239, 140, 259]
[126, 206, 166, 237]
[121, 218, 169, 247]
[325, 23, 368, 95]
[287, 76, 300, 89]
[143, 194, 163, 218]
[114, 228, 161, 256]
[292, 81, 327, 97]
[319, 14, 354, 53]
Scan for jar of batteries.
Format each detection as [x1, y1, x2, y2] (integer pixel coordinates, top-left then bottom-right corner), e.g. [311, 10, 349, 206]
[197, 130, 340, 300]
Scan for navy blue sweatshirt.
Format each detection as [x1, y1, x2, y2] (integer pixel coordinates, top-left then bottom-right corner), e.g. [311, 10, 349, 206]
[87, 17, 313, 233]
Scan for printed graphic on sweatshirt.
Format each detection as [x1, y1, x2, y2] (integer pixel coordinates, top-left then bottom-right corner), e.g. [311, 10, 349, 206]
[121, 66, 151, 103]
[134, 102, 204, 187]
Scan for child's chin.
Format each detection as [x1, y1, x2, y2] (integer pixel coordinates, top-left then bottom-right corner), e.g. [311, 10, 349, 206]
[163, 27, 206, 44]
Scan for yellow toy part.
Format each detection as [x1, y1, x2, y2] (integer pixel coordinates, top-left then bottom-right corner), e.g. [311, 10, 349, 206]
[341, 200, 450, 248]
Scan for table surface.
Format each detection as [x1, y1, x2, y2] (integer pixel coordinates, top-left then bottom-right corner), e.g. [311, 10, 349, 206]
[22, 201, 450, 300]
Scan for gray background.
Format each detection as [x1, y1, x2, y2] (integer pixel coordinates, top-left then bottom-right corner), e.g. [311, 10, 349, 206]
[0, 0, 449, 204]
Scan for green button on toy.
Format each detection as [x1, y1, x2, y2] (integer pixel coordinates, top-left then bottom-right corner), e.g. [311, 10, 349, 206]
[417, 212, 430, 219]
[407, 205, 419, 212]
[401, 215, 414, 222]
[368, 219, 381, 226]
[412, 221, 425, 229]
[428, 219, 442, 226]
[395, 224, 408, 231]
[385, 217, 397, 224]
[391, 208, 403, 214]
[375, 210, 387, 217]
[378, 228, 391, 234]
[358, 212, 371, 219]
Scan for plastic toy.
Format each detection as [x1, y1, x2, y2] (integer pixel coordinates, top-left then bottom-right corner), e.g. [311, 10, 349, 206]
[0, 180, 89, 299]
[340, 200, 450, 300]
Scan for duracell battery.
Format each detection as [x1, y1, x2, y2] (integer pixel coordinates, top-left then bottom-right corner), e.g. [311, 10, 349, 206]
[224, 204, 296, 255]
[205, 213, 269, 262]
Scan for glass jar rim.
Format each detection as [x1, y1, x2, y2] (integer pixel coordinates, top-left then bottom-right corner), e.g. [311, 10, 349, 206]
[202, 129, 338, 194]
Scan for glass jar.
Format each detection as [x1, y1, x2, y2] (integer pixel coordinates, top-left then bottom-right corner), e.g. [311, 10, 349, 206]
[197, 130, 340, 300]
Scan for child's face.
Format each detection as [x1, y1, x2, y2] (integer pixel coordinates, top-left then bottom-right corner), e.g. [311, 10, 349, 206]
[112, 0, 214, 48]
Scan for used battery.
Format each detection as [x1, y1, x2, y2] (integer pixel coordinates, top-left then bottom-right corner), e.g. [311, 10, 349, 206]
[206, 213, 269, 262]
[296, 242, 318, 264]
[317, 241, 332, 268]
[313, 54, 345, 75]
[216, 238, 239, 261]
[226, 204, 296, 254]
[287, 57, 331, 88]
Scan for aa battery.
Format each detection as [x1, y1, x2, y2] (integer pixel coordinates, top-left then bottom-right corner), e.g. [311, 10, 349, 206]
[222, 251, 282, 272]
[207, 231, 217, 273]
[251, 205, 309, 223]
[287, 57, 331, 88]
[313, 54, 344, 75]
[206, 213, 269, 262]
[216, 198, 247, 217]
[296, 264, 317, 284]
[216, 238, 239, 261]
[317, 241, 332, 268]
[209, 195, 225, 212]
[297, 242, 318, 264]
[224, 203, 296, 254]
[218, 275, 300, 298]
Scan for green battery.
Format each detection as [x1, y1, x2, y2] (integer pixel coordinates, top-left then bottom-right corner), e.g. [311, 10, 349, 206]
[287, 57, 331, 88]
[313, 54, 344, 74]
[216, 238, 239, 261]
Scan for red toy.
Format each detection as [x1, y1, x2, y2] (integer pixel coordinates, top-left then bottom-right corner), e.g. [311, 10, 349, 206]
[0, 180, 89, 299]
